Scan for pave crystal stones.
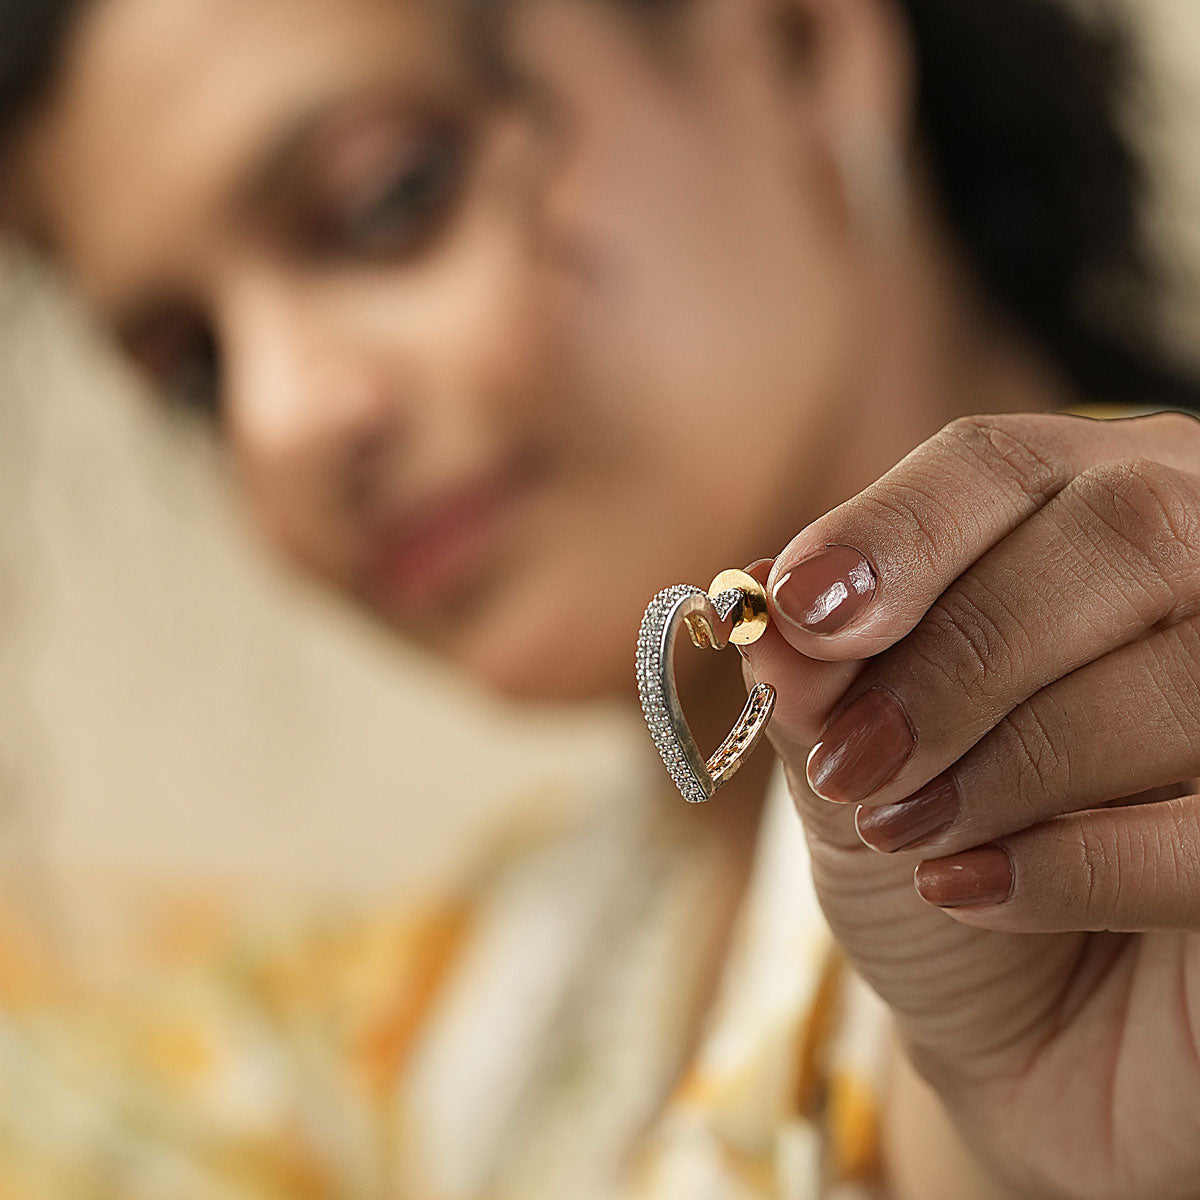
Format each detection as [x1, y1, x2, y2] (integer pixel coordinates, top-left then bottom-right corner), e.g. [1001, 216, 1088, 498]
[636, 574, 777, 804]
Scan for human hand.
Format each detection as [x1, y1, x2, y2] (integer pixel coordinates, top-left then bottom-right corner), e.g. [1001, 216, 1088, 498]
[741, 411, 1200, 1200]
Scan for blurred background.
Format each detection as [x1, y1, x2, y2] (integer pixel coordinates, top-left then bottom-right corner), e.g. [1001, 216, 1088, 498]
[0, 244, 643, 904]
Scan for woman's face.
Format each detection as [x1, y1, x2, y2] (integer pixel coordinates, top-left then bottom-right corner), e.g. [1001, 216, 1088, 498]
[10, 0, 916, 699]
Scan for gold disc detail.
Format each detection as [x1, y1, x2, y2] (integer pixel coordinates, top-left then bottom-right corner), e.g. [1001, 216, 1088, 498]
[708, 569, 770, 646]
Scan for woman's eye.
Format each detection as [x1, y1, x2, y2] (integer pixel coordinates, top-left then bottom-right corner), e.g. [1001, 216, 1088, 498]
[126, 318, 222, 420]
[167, 329, 221, 418]
[333, 132, 466, 259]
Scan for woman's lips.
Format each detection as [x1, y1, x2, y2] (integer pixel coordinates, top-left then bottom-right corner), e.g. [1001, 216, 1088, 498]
[368, 467, 526, 614]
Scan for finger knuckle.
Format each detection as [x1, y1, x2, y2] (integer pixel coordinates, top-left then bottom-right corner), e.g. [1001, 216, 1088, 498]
[1074, 458, 1200, 579]
[1074, 821, 1125, 925]
[941, 414, 1065, 507]
[859, 482, 967, 573]
[1141, 624, 1200, 751]
[1072, 802, 1200, 930]
[998, 697, 1073, 817]
[909, 580, 1025, 710]
[1163, 800, 1200, 906]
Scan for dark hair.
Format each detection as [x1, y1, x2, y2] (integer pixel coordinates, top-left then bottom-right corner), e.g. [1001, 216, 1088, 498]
[624, 0, 1198, 408]
[2, 0, 1197, 408]
[898, 0, 1198, 409]
[0, 1, 84, 144]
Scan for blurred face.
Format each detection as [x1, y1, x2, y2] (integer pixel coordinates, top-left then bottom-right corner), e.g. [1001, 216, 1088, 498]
[11, 0, 951, 700]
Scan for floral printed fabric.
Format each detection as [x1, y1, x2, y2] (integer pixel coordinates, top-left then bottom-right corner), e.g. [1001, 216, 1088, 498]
[0, 776, 883, 1200]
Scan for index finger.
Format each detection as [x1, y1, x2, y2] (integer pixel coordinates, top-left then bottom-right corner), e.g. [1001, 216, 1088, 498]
[765, 410, 1200, 660]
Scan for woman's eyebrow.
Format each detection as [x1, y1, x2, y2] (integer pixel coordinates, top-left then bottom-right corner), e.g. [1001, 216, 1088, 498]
[233, 99, 341, 215]
[230, 86, 437, 219]
[79, 105, 334, 332]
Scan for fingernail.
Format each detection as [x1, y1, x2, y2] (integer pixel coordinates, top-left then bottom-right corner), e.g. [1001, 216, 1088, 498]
[772, 546, 877, 636]
[855, 775, 960, 854]
[806, 688, 915, 804]
[915, 846, 1014, 909]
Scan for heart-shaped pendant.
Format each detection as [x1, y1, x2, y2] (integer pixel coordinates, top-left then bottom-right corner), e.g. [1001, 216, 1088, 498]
[636, 570, 777, 804]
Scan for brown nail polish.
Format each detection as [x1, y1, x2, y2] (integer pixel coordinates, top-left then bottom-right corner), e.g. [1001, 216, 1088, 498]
[772, 546, 877, 636]
[807, 688, 915, 804]
[855, 775, 959, 854]
[915, 846, 1014, 909]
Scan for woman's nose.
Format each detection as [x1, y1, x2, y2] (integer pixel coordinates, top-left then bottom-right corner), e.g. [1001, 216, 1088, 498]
[218, 286, 405, 534]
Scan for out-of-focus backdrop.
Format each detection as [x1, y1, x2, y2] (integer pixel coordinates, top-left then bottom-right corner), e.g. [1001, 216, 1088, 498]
[0, 260, 640, 906]
[0, 0, 1196, 904]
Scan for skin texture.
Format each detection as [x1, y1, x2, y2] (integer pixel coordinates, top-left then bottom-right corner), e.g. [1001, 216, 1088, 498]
[9, 0, 1200, 1195]
[742, 410, 1200, 1199]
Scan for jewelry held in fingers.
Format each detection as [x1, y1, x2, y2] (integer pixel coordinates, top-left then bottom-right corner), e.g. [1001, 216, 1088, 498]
[637, 570, 776, 804]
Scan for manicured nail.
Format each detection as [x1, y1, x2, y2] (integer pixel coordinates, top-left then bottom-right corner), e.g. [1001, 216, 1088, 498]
[772, 546, 877, 636]
[915, 846, 1014, 909]
[806, 688, 915, 804]
[855, 775, 960, 854]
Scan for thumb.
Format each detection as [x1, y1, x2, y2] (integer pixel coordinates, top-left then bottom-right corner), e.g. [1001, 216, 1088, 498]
[737, 558, 862, 768]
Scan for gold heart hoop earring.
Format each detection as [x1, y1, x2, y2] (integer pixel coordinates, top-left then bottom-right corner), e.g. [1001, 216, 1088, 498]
[637, 570, 776, 804]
